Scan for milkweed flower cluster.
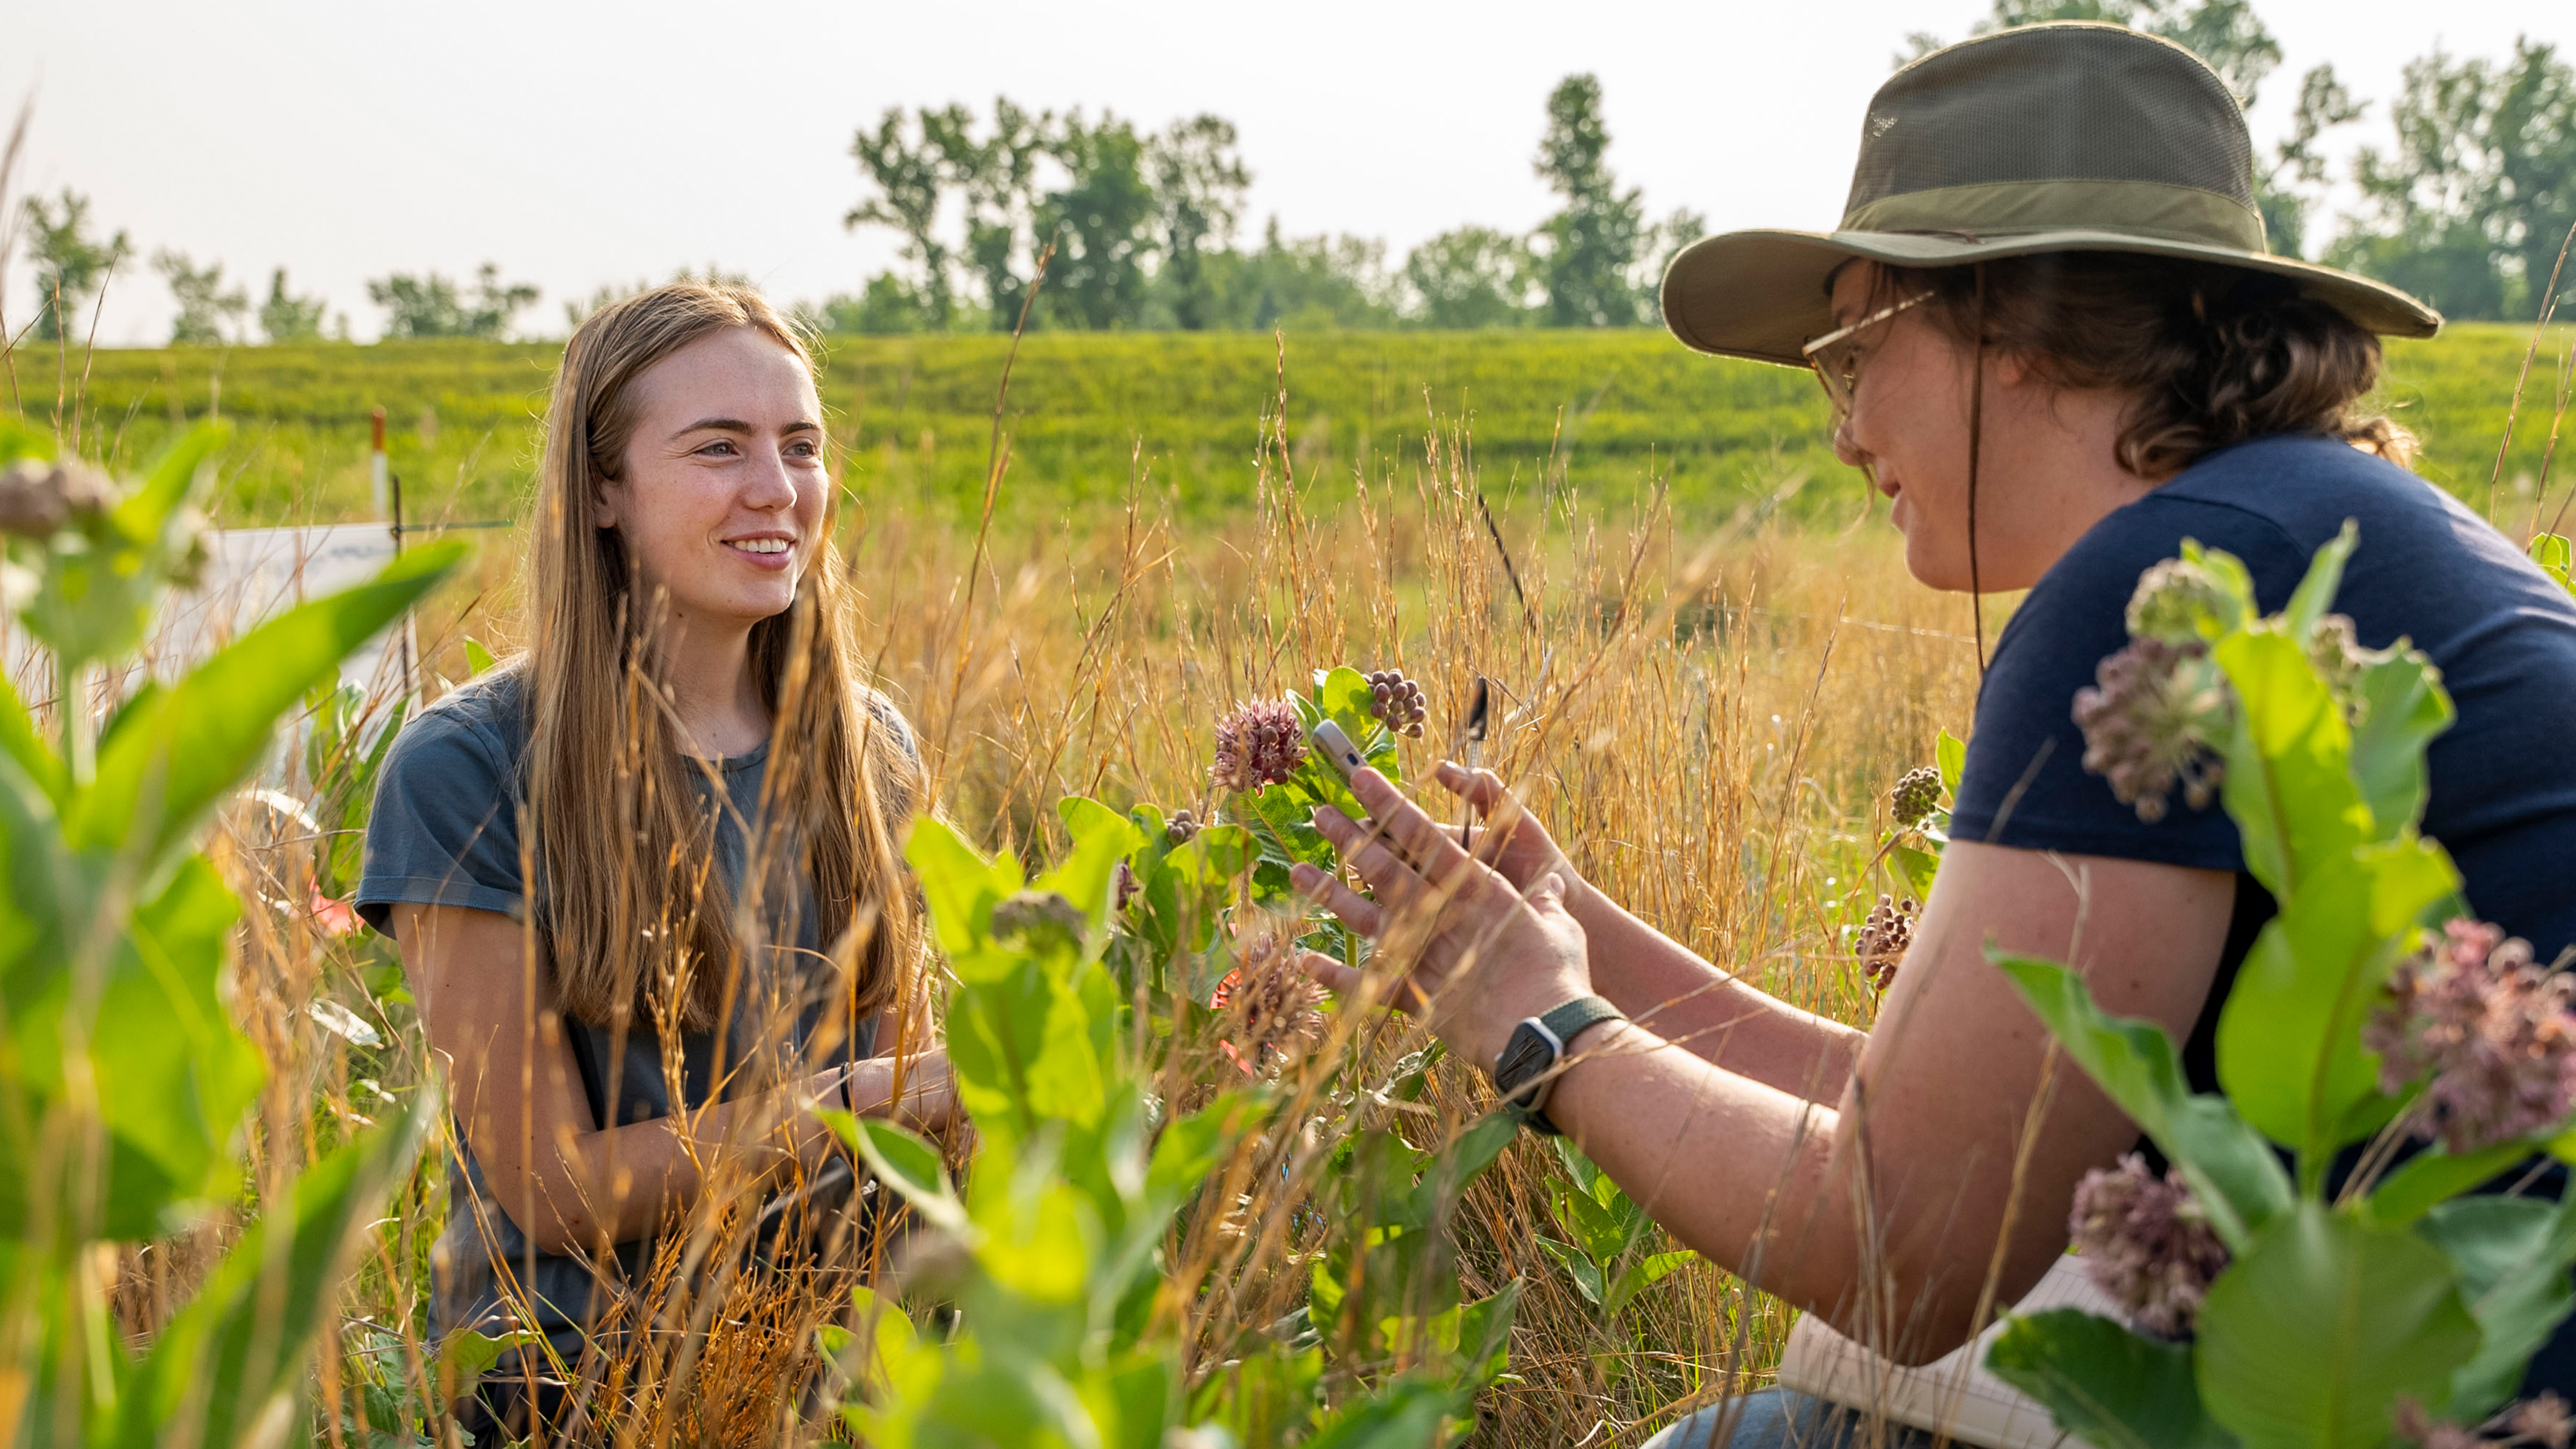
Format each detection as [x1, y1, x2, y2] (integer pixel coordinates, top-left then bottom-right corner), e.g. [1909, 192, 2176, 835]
[2067, 1152, 2229, 1338]
[1363, 670, 1427, 737]
[1855, 895, 1917, 992]
[1211, 930, 1327, 1076]
[1889, 766, 1942, 826]
[2363, 918, 2576, 1154]
[2394, 1392, 2575, 1449]
[990, 889, 1087, 956]
[0, 458, 115, 538]
[1210, 698, 1306, 794]
[2072, 637, 2231, 822]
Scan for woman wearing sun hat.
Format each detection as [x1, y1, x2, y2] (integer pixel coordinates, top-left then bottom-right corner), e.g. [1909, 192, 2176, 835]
[1287, 21, 2576, 1445]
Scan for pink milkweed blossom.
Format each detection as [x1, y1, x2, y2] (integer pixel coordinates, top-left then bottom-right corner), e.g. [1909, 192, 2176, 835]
[2394, 1391, 2575, 1449]
[2067, 1153, 2230, 1338]
[2072, 636, 2230, 823]
[1210, 698, 1306, 794]
[2363, 919, 2576, 1154]
[1209, 929, 1326, 1078]
[308, 886, 360, 939]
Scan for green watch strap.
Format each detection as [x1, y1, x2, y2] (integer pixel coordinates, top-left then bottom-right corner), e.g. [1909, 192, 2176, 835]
[1538, 994, 1624, 1049]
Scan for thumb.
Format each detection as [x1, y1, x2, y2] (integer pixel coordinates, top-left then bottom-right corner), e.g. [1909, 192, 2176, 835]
[1525, 870, 1571, 914]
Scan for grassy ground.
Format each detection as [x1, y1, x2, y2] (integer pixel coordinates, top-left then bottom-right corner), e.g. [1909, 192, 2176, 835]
[23, 322, 2574, 538]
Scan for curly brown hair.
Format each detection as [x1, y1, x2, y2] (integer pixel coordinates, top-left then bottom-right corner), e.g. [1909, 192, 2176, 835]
[1871, 253, 2417, 480]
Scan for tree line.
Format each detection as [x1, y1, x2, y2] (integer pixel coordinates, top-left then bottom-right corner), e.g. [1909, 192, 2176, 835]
[13, 1, 2572, 347]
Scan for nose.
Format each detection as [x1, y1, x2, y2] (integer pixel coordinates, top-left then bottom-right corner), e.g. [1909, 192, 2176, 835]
[740, 447, 798, 512]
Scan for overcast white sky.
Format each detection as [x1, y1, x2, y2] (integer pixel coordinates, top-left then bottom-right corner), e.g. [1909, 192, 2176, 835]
[2, 0, 2563, 344]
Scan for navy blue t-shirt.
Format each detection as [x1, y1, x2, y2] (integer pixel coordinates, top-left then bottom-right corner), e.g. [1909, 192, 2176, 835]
[1951, 431, 2576, 1388]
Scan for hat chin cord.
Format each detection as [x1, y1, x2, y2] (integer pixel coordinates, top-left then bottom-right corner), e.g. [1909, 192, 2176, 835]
[1966, 262, 1989, 680]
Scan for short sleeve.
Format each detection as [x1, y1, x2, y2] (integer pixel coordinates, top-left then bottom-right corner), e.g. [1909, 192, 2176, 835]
[355, 702, 529, 932]
[1948, 496, 2309, 871]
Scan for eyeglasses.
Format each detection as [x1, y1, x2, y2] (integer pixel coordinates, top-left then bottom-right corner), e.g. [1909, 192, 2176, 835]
[1802, 290, 1935, 421]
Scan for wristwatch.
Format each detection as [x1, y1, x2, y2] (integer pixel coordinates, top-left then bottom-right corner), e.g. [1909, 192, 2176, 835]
[1490, 995, 1626, 1135]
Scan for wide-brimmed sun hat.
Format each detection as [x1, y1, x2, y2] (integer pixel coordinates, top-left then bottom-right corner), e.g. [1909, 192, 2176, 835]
[1660, 22, 2441, 367]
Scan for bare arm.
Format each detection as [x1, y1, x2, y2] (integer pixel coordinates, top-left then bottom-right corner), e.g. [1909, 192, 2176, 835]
[393, 904, 953, 1255]
[1445, 763, 1864, 1101]
[1300, 769, 2234, 1365]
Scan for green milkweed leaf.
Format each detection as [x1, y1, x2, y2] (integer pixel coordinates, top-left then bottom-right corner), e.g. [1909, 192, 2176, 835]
[1987, 1307, 2237, 1449]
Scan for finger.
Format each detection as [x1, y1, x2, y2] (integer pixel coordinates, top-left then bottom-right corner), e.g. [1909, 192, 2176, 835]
[1315, 808, 1435, 913]
[1434, 760, 1510, 813]
[1289, 861, 1385, 936]
[1297, 950, 1371, 1001]
[1348, 767, 1480, 890]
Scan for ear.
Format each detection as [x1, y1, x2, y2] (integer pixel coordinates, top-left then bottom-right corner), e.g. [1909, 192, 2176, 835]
[590, 475, 621, 530]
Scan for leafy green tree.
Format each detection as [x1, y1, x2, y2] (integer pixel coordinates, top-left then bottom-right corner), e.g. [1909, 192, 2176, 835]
[365, 263, 539, 339]
[1146, 115, 1252, 330]
[1402, 226, 1535, 328]
[1236, 219, 1399, 330]
[258, 267, 329, 342]
[810, 273, 940, 334]
[20, 188, 130, 342]
[1038, 111, 1157, 330]
[1531, 75, 1651, 327]
[2332, 39, 2576, 320]
[847, 106, 957, 329]
[2260, 63, 2365, 258]
[151, 251, 248, 345]
[930, 98, 1051, 331]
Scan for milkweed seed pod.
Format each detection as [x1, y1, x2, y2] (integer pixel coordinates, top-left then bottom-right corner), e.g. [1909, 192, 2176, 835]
[1363, 669, 1427, 737]
[2364, 918, 2576, 1154]
[0, 458, 115, 539]
[2072, 635, 2230, 823]
[1856, 895, 1917, 992]
[1890, 766, 1942, 826]
[1166, 807, 1201, 844]
[2068, 1152, 2230, 1340]
[1210, 698, 1306, 793]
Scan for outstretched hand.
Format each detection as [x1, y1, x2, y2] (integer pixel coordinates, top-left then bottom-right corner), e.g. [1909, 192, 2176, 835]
[1291, 764, 1592, 1070]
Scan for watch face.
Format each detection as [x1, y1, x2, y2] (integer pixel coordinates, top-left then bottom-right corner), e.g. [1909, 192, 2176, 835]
[1494, 1024, 1554, 1101]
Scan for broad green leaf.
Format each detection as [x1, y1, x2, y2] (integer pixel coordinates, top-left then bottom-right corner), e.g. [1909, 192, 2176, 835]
[904, 815, 1023, 960]
[2346, 650, 2453, 841]
[2532, 535, 2576, 596]
[1147, 1091, 1263, 1207]
[2212, 628, 2366, 898]
[2360, 1141, 2534, 1228]
[463, 636, 498, 676]
[2280, 519, 2358, 640]
[2195, 1201, 2479, 1449]
[2180, 539, 2260, 636]
[1536, 1236, 1605, 1306]
[1986, 1308, 2237, 1449]
[112, 1093, 429, 1449]
[1889, 843, 1941, 900]
[2214, 839, 2457, 1165]
[2418, 1195, 2576, 1416]
[1310, 666, 1403, 786]
[1406, 1111, 1517, 1226]
[1994, 953, 2290, 1250]
[830, 1114, 967, 1235]
[0, 668, 62, 806]
[1300, 1374, 1469, 1449]
[71, 538, 466, 872]
[1045, 795, 1146, 931]
[1935, 727, 1968, 794]
[1602, 1249, 1694, 1319]
[434, 1326, 540, 1401]
[1453, 1279, 1521, 1384]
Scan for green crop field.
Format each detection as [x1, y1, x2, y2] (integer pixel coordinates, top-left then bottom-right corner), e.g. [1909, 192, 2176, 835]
[19, 322, 2574, 535]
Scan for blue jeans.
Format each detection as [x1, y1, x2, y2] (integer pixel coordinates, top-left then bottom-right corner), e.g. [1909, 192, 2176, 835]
[1644, 1389, 1937, 1449]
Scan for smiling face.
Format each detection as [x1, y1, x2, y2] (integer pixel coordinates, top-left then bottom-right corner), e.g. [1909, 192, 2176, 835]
[591, 325, 828, 632]
[1826, 262, 2154, 594]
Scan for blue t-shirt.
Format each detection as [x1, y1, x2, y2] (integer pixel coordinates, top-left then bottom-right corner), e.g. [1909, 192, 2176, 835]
[355, 667, 914, 1363]
[1951, 431, 2576, 1389]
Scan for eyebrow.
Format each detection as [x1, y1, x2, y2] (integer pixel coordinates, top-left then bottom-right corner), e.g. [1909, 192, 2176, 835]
[671, 416, 823, 440]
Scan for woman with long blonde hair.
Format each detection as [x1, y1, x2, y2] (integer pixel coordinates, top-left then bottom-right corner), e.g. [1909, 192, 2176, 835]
[357, 282, 950, 1439]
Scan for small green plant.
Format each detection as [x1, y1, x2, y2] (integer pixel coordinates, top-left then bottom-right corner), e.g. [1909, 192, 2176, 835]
[825, 664, 1529, 1446]
[1986, 523, 2576, 1446]
[1533, 1140, 1693, 1326]
[0, 419, 464, 1444]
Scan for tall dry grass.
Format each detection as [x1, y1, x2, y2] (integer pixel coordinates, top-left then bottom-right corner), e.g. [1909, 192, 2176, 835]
[175, 384, 1984, 1446]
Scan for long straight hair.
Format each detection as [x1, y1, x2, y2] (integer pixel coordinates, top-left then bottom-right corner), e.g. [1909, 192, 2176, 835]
[524, 282, 920, 1037]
